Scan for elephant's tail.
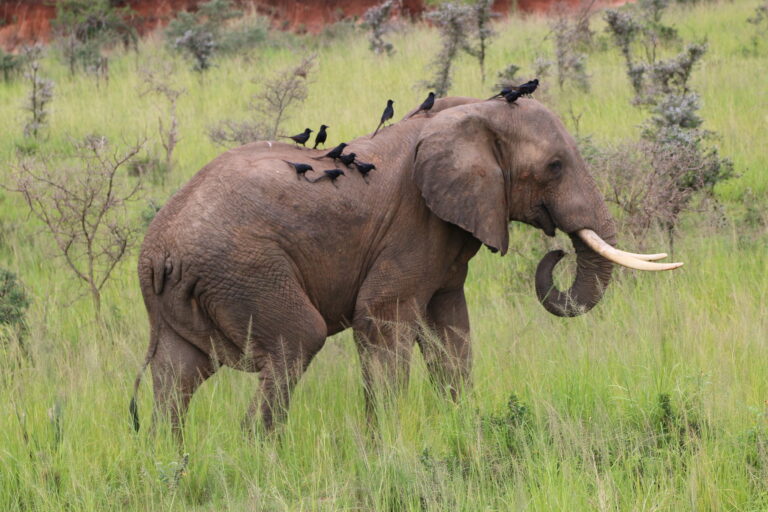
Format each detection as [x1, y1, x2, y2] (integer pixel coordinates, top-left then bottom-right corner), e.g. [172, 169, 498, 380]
[138, 250, 171, 296]
[151, 255, 169, 295]
[129, 326, 160, 432]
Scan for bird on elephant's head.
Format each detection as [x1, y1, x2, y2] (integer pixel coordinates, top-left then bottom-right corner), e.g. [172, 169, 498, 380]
[133, 95, 682, 436]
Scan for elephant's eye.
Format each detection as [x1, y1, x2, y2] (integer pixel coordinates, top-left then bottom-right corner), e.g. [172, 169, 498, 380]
[548, 159, 563, 175]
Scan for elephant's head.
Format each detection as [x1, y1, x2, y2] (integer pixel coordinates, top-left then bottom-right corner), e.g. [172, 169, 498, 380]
[413, 97, 681, 317]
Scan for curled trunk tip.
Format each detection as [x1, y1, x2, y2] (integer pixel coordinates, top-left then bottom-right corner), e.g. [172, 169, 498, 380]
[534, 235, 613, 317]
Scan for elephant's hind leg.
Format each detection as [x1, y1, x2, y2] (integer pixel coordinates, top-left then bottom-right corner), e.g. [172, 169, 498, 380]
[151, 322, 217, 437]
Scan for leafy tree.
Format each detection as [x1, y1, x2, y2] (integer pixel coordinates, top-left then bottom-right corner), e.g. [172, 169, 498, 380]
[52, 0, 136, 77]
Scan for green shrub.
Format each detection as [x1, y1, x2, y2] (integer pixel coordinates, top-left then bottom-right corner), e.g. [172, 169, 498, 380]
[0, 49, 23, 82]
[0, 269, 30, 335]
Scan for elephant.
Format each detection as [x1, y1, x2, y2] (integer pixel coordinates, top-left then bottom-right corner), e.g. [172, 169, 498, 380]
[131, 96, 681, 433]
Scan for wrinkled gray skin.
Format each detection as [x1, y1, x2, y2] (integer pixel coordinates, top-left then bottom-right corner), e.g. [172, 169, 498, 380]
[135, 96, 617, 433]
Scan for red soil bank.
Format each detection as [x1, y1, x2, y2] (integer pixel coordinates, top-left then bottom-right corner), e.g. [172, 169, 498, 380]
[0, 0, 617, 51]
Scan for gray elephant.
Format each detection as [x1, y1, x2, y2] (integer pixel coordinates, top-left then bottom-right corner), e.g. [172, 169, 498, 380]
[132, 96, 681, 433]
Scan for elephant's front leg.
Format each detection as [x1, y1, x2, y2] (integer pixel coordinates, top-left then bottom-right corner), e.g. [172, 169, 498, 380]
[353, 299, 420, 425]
[418, 288, 471, 401]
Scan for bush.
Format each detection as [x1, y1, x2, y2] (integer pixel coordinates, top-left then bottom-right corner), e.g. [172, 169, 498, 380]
[363, 0, 397, 56]
[52, 0, 136, 76]
[209, 56, 316, 146]
[0, 269, 30, 333]
[8, 136, 145, 321]
[165, 0, 268, 72]
[589, 140, 731, 245]
[0, 49, 23, 82]
[21, 46, 54, 141]
[549, 3, 593, 91]
[746, 1, 768, 55]
[421, 3, 474, 97]
[496, 63, 520, 84]
[140, 64, 185, 179]
[601, 2, 733, 249]
[465, 0, 497, 83]
[0, 268, 31, 360]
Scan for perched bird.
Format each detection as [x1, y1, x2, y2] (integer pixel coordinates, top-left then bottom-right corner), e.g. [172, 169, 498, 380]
[339, 152, 357, 167]
[503, 89, 523, 104]
[282, 128, 313, 146]
[488, 78, 539, 100]
[323, 169, 345, 181]
[282, 160, 314, 181]
[313, 124, 329, 149]
[516, 78, 539, 96]
[313, 142, 348, 161]
[372, 99, 394, 138]
[313, 169, 345, 187]
[354, 161, 376, 182]
[406, 92, 435, 119]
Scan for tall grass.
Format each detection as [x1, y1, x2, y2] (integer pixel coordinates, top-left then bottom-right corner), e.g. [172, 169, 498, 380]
[1, 2, 767, 510]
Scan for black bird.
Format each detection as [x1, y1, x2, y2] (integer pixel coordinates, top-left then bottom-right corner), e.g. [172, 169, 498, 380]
[488, 78, 539, 100]
[313, 124, 329, 149]
[282, 160, 314, 181]
[372, 99, 394, 138]
[516, 78, 539, 96]
[339, 152, 356, 167]
[354, 161, 376, 182]
[313, 142, 348, 161]
[283, 128, 313, 146]
[406, 92, 435, 119]
[488, 87, 514, 100]
[313, 168, 345, 187]
[503, 89, 523, 104]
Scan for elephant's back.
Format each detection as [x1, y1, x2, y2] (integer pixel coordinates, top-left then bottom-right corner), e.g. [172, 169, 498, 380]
[141, 139, 407, 279]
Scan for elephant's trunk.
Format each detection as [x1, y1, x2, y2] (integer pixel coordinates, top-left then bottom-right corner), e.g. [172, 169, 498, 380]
[534, 233, 614, 317]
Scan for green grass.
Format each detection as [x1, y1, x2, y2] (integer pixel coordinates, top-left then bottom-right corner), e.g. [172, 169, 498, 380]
[1, 2, 768, 510]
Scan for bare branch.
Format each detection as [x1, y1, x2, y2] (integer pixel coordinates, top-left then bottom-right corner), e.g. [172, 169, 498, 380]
[5, 136, 145, 321]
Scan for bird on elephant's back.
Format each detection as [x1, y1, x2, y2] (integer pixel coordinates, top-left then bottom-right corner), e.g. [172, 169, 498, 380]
[131, 95, 682, 436]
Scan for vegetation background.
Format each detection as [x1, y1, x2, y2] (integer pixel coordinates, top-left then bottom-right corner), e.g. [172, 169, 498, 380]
[1, 1, 767, 510]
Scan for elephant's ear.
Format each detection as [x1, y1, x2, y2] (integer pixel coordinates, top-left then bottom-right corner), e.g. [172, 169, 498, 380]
[414, 109, 509, 254]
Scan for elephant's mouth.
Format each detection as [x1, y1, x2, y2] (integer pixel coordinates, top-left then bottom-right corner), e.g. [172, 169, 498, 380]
[531, 204, 556, 237]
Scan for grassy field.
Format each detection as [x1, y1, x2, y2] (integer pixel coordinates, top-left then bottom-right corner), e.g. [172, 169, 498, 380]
[1, 1, 768, 510]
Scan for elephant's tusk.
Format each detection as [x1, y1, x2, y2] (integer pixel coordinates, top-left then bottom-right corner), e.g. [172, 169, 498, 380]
[613, 249, 668, 261]
[576, 229, 684, 271]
